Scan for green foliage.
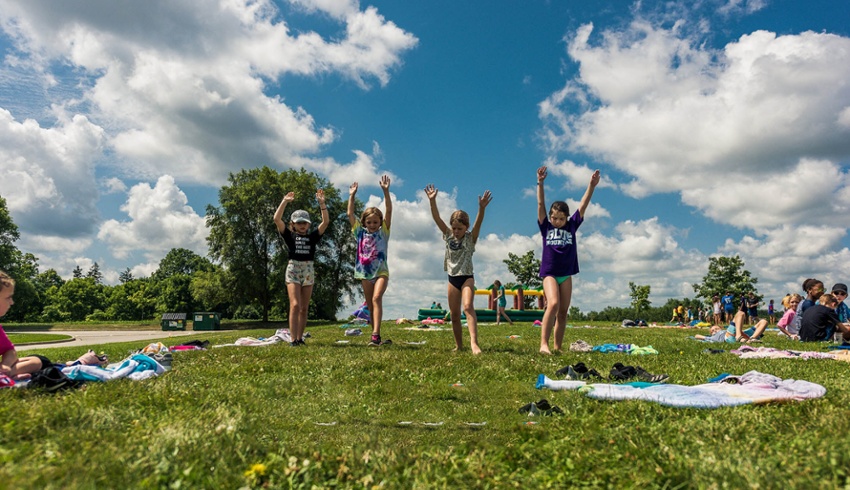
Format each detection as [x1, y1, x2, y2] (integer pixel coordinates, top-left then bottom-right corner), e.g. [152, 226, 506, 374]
[503, 250, 542, 308]
[85, 262, 103, 284]
[629, 282, 651, 317]
[502, 250, 541, 290]
[106, 278, 158, 320]
[0, 195, 20, 272]
[152, 248, 214, 280]
[1, 324, 849, 488]
[693, 255, 758, 300]
[41, 278, 107, 321]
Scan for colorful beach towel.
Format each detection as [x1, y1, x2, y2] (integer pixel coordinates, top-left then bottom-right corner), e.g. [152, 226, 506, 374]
[591, 344, 658, 355]
[536, 371, 825, 409]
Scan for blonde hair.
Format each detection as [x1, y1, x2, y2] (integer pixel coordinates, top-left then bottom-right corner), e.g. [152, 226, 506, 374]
[360, 207, 383, 227]
[819, 293, 837, 307]
[782, 293, 802, 309]
[0, 270, 14, 292]
[449, 210, 470, 228]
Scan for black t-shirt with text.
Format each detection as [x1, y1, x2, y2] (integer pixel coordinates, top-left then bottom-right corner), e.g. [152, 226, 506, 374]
[281, 228, 322, 261]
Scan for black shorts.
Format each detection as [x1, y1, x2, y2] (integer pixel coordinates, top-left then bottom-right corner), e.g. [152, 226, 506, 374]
[28, 354, 53, 369]
[448, 275, 474, 290]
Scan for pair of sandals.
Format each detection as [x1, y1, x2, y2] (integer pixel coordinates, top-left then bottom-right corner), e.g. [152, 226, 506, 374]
[557, 362, 669, 384]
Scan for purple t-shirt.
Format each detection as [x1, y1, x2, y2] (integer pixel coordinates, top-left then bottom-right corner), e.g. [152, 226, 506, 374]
[538, 211, 583, 277]
[0, 325, 15, 355]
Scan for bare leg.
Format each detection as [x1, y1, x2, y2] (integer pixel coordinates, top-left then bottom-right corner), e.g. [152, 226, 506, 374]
[540, 276, 560, 355]
[733, 311, 748, 341]
[298, 284, 314, 341]
[499, 306, 513, 325]
[461, 279, 481, 354]
[448, 282, 464, 350]
[12, 356, 45, 379]
[553, 277, 572, 351]
[747, 319, 769, 342]
[287, 283, 303, 341]
[370, 276, 388, 336]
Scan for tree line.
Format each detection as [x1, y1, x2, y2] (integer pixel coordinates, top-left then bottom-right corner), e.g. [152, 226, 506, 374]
[0, 168, 359, 323]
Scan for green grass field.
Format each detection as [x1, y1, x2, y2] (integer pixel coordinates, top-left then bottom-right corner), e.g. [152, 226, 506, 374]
[6, 333, 73, 345]
[1, 322, 849, 489]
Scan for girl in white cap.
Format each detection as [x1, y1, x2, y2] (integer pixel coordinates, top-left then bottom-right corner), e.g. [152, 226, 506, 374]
[274, 190, 330, 346]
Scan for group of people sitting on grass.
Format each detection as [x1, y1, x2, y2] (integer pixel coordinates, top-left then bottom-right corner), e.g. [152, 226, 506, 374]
[696, 278, 850, 344]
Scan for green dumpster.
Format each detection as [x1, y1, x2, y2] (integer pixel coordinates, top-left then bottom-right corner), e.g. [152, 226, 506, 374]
[193, 312, 221, 331]
[161, 313, 187, 331]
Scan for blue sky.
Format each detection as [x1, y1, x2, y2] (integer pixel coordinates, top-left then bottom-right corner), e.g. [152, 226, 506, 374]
[1, 0, 850, 319]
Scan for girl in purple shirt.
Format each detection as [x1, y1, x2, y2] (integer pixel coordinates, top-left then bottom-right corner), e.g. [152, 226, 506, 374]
[536, 166, 600, 355]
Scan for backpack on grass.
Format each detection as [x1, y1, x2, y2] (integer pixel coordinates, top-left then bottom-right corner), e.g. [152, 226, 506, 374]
[28, 366, 84, 393]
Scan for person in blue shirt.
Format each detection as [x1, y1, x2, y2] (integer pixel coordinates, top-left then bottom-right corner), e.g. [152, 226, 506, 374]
[831, 283, 850, 322]
[721, 291, 735, 323]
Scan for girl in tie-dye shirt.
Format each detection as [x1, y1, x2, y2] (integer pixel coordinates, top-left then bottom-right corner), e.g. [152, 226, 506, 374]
[348, 176, 393, 347]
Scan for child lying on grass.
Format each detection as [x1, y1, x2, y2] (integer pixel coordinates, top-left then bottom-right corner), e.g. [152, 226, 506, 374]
[694, 311, 769, 343]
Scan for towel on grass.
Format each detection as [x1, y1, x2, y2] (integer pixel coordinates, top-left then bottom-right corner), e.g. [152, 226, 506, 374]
[591, 344, 658, 355]
[213, 329, 291, 347]
[62, 354, 166, 382]
[730, 345, 836, 359]
[536, 371, 825, 408]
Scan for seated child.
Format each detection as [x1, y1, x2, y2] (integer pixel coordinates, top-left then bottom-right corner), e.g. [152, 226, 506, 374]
[776, 294, 802, 339]
[1, 271, 52, 380]
[799, 293, 850, 342]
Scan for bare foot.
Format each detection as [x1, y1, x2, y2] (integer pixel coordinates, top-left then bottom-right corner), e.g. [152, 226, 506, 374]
[539, 346, 552, 355]
[453, 346, 464, 352]
[471, 344, 482, 355]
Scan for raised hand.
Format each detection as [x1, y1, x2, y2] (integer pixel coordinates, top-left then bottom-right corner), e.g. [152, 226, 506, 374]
[379, 175, 391, 191]
[349, 182, 358, 196]
[283, 192, 295, 203]
[479, 190, 492, 208]
[425, 184, 438, 201]
[316, 189, 325, 203]
[589, 170, 601, 187]
[537, 166, 547, 183]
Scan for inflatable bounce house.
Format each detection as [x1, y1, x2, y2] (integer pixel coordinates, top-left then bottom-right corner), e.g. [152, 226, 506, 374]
[417, 285, 545, 322]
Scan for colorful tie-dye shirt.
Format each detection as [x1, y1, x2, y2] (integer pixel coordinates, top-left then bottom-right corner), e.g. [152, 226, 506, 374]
[353, 222, 390, 280]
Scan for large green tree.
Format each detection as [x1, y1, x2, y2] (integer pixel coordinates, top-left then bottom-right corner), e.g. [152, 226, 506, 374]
[692, 255, 758, 301]
[502, 250, 542, 289]
[0, 195, 20, 272]
[629, 282, 651, 318]
[206, 167, 354, 321]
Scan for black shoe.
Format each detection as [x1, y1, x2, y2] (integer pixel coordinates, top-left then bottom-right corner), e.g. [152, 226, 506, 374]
[635, 367, 668, 383]
[380, 339, 392, 346]
[297, 339, 306, 346]
[609, 363, 637, 381]
[368, 337, 381, 347]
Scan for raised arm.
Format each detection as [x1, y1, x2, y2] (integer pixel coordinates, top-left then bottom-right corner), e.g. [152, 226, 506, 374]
[316, 189, 330, 235]
[536, 166, 547, 224]
[471, 190, 492, 243]
[380, 175, 392, 230]
[347, 182, 358, 228]
[273, 192, 295, 233]
[577, 170, 601, 218]
[425, 184, 448, 234]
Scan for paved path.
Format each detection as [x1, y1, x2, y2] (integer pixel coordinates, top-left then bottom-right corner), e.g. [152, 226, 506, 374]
[15, 330, 202, 351]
